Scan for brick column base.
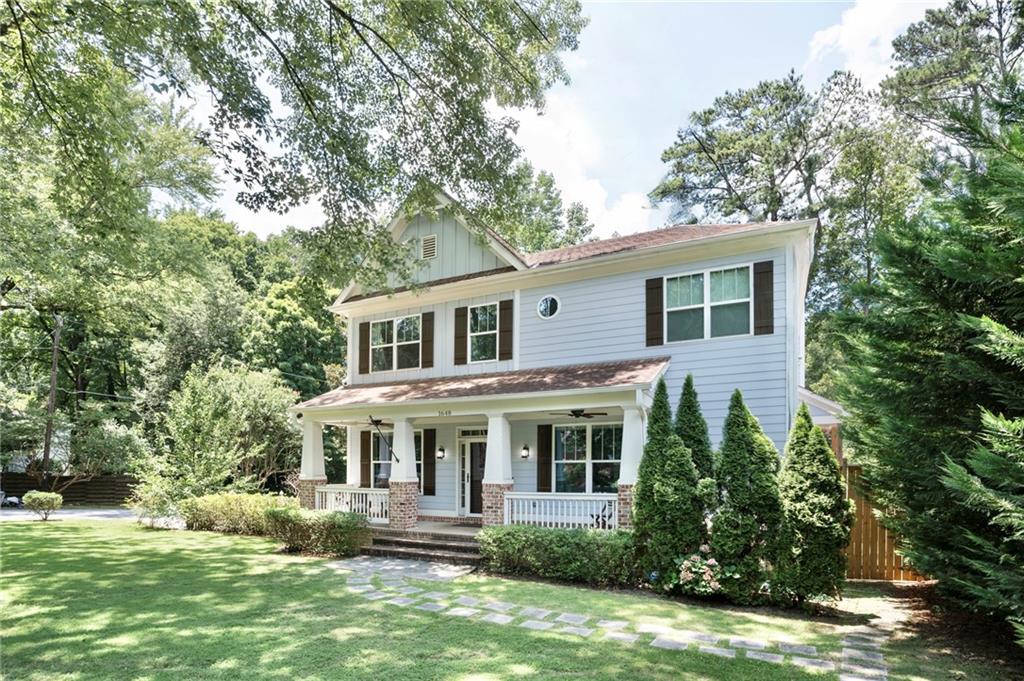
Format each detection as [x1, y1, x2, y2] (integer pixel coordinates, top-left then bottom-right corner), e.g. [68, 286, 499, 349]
[617, 484, 634, 529]
[388, 481, 419, 530]
[482, 483, 513, 526]
[296, 477, 327, 509]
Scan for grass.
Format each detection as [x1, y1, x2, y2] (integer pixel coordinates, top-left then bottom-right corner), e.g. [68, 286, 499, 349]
[1, 520, 1020, 680]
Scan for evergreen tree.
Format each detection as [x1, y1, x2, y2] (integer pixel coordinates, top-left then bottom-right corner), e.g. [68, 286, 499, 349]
[674, 374, 715, 480]
[776, 404, 854, 604]
[711, 390, 783, 604]
[634, 379, 706, 587]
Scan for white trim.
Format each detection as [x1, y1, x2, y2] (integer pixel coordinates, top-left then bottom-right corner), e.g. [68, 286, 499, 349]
[535, 294, 561, 320]
[551, 421, 623, 494]
[663, 263, 753, 344]
[368, 313, 423, 374]
[512, 289, 521, 370]
[457, 433, 488, 517]
[467, 301, 499, 364]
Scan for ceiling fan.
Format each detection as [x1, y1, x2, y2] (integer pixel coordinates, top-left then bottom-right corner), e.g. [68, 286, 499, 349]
[548, 409, 608, 419]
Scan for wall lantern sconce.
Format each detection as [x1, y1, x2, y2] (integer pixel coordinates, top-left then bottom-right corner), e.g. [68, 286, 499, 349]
[436, 446, 446, 461]
[521, 444, 531, 459]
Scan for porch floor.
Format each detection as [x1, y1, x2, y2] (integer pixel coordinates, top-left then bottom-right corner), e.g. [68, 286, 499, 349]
[406, 521, 481, 538]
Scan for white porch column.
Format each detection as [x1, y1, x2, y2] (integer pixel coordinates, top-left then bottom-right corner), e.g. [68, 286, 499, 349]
[345, 426, 361, 486]
[388, 418, 419, 482]
[482, 413, 513, 525]
[298, 417, 326, 509]
[387, 417, 419, 530]
[616, 406, 645, 528]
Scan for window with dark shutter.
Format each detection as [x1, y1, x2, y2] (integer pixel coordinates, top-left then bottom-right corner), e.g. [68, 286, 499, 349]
[453, 306, 468, 365]
[421, 312, 434, 368]
[359, 430, 371, 488]
[498, 299, 513, 360]
[536, 424, 552, 492]
[422, 429, 436, 496]
[358, 322, 370, 374]
[753, 260, 774, 335]
[645, 277, 664, 346]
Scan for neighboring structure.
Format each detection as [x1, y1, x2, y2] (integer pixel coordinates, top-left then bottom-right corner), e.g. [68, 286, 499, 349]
[291, 192, 816, 531]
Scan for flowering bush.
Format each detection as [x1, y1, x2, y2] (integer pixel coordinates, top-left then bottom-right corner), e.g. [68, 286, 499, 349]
[673, 544, 725, 596]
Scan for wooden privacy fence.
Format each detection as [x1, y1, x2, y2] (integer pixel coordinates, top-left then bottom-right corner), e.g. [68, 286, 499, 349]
[1, 473, 136, 506]
[843, 465, 925, 581]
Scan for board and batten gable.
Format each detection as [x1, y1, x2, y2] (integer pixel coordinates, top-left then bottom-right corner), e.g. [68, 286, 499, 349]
[517, 247, 792, 451]
[385, 210, 511, 290]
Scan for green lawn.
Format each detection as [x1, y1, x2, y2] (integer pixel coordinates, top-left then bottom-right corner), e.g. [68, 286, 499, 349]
[0, 520, 1018, 680]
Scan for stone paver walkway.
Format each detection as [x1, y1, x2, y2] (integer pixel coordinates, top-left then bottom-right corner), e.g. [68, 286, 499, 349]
[330, 556, 889, 676]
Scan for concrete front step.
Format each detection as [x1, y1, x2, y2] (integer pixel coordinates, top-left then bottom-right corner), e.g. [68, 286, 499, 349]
[361, 544, 482, 565]
[372, 535, 481, 554]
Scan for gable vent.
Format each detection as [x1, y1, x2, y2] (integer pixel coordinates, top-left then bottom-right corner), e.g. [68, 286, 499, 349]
[421, 234, 438, 260]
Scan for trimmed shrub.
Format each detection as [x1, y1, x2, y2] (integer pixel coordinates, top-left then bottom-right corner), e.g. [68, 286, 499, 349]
[23, 491, 62, 520]
[776, 404, 854, 605]
[264, 507, 370, 556]
[674, 373, 715, 481]
[179, 493, 298, 535]
[478, 525, 636, 587]
[711, 390, 784, 604]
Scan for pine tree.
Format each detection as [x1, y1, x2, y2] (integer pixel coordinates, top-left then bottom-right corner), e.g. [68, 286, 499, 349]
[674, 373, 715, 480]
[633, 378, 706, 587]
[776, 404, 854, 604]
[711, 390, 783, 604]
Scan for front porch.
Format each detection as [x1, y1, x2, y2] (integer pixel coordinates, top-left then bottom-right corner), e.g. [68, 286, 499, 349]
[290, 358, 667, 531]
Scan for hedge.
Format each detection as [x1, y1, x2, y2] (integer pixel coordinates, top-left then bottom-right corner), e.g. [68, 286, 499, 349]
[264, 507, 370, 556]
[478, 525, 637, 587]
[179, 493, 298, 536]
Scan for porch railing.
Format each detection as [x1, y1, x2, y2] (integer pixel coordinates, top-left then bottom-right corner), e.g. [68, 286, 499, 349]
[315, 485, 389, 523]
[504, 492, 618, 530]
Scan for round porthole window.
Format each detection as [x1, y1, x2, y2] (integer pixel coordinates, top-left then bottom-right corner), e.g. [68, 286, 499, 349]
[537, 295, 560, 319]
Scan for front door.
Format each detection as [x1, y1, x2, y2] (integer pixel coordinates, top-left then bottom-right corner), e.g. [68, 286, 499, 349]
[461, 441, 486, 515]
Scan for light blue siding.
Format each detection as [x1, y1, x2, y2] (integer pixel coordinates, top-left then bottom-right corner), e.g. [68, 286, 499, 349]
[386, 210, 507, 289]
[419, 423, 459, 513]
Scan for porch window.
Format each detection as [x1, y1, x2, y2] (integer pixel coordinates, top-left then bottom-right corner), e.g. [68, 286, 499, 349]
[371, 431, 423, 491]
[468, 303, 498, 362]
[553, 424, 622, 493]
[665, 265, 752, 341]
[370, 315, 421, 372]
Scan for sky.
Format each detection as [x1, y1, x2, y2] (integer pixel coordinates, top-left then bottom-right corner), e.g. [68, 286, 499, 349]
[208, 0, 943, 239]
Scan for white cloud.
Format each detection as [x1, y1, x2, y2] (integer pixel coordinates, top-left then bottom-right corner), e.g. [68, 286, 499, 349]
[509, 93, 668, 239]
[805, 0, 943, 87]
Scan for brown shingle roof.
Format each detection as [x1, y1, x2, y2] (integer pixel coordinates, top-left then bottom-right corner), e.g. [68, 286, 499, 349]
[294, 356, 670, 410]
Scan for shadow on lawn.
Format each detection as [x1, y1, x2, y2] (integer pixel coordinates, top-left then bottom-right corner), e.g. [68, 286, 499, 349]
[2, 521, 831, 681]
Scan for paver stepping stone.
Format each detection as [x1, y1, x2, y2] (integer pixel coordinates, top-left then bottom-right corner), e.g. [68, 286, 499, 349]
[347, 584, 375, 593]
[682, 631, 721, 644]
[746, 651, 785, 664]
[420, 591, 449, 601]
[481, 613, 514, 625]
[843, 648, 884, 663]
[651, 637, 689, 651]
[446, 607, 480, 617]
[454, 596, 480, 606]
[841, 662, 888, 678]
[603, 631, 639, 644]
[521, 620, 554, 631]
[699, 646, 736, 659]
[843, 636, 884, 649]
[555, 613, 590, 626]
[362, 591, 392, 601]
[347, 576, 372, 584]
[396, 586, 423, 595]
[519, 607, 552, 619]
[596, 619, 628, 630]
[559, 626, 594, 637]
[729, 637, 768, 650]
[793, 657, 835, 671]
[483, 601, 517, 613]
[637, 623, 674, 635]
[386, 597, 417, 607]
[841, 676, 884, 681]
[416, 602, 447, 612]
[780, 643, 817, 656]
[380, 581, 405, 589]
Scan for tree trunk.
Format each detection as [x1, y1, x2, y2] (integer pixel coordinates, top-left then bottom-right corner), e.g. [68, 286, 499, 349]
[42, 314, 63, 491]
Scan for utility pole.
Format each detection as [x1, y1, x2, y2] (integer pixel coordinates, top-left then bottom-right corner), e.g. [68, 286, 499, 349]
[41, 313, 62, 491]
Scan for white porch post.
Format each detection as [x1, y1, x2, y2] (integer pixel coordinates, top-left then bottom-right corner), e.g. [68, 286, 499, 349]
[345, 426, 361, 486]
[387, 417, 419, 529]
[298, 417, 326, 509]
[616, 406, 645, 528]
[482, 413, 513, 525]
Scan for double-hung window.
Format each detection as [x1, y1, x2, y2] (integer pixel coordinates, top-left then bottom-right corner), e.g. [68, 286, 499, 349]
[371, 431, 423, 491]
[665, 265, 752, 342]
[468, 303, 498, 362]
[370, 315, 421, 372]
[553, 424, 623, 493]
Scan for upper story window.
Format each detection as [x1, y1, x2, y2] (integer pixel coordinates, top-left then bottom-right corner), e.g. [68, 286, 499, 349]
[468, 303, 498, 362]
[553, 424, 622, 494]
[371, 431, 423, 491]
[370, 315, 421, 372]
[665, 265, 751, 342]
[537, 295, 560, 319]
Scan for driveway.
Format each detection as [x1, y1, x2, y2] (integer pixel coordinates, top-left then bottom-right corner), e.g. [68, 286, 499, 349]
[0, 507, 136, 522]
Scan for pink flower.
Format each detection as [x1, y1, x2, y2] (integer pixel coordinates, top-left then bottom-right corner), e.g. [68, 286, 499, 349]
[706, 558, 718, 567]
[699, 544, 711, 554]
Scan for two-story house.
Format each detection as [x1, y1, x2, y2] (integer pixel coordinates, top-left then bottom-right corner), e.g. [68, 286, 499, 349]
[291, 192, 815, 532]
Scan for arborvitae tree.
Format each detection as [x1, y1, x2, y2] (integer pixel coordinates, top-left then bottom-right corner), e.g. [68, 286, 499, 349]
[711, 390, 784, 604]
[776, 404, 854, 604]
[633, 378, 706, 587]
[674, 373, 715, 480]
